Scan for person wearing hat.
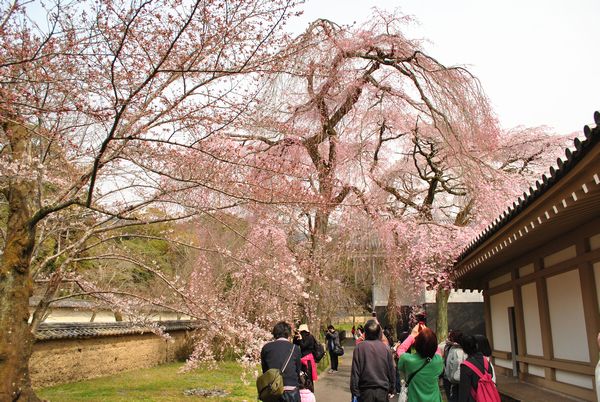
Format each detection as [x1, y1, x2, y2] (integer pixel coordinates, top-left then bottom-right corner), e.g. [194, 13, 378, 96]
[294, 323, 319, 389]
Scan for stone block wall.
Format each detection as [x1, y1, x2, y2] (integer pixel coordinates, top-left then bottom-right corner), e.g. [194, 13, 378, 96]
[30, 330, 190, 388]
[425, 302, 485, 336]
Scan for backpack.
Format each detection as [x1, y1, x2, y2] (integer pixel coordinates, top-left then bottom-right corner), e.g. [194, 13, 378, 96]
[440, 343, 452, 379]
[257, 345, 295, 402]
[461, 357, 501, 402]
[313, 342, 325, 363]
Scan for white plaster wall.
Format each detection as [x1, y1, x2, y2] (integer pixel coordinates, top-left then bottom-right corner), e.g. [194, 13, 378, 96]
[594, 262, 600, 312]
[589, 233, 600, 250]
[93, 311, 119, 322]
[543, 245, 576, 267]
[35, 309, 185, 324]
[521, 283, 543, 356]
[555, 370, 594, 390]
[527, 364, 545, 377]
[518, 263, 534, 277]
[43, 310, 94, 323]
[489, 272, 511, 288]
[495, 357, 512, 370]
[490, 290, 514, 352]
[157, 312, 180, 321]
[546, 270, 590, 362]
[424, 289, 483, 303]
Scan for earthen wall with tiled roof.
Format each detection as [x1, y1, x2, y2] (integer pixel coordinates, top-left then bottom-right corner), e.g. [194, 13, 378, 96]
[34, 320, 199, 341]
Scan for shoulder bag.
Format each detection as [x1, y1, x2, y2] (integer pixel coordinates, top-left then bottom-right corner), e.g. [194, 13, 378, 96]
[257, 345, 296, 402]
[398, 357, 431, 402]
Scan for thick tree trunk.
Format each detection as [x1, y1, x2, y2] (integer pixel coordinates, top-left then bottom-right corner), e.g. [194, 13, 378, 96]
[0, 123, 41, 401]
[386, 286, 398, 339]
[303, 209, 330, 330]
[436, 288, 450, 342]
[0, 200, 39, 401]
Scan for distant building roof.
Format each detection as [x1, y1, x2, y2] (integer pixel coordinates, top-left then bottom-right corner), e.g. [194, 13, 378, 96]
[35, 320, 200, 341]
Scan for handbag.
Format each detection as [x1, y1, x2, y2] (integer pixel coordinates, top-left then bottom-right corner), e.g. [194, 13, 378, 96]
[398, 357, 431, 402]
[257, 345, 295, 402]
[333, 345, 345, 356]
[398, 384, 408, 402]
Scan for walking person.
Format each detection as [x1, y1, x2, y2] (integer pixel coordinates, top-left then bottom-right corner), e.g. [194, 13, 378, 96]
[325, 324, 341, 373]
[356, 317, 389, 346]
[260, 321, 302, 402]
[443, 330, 466, 402]
[293, 324, 319, 390]
[396, 323, 444, 401]
[473, 334, 496, 383]
[350, 319, 396, 402]
[458, 335, 500, 402]
[299, 371, 316, 402]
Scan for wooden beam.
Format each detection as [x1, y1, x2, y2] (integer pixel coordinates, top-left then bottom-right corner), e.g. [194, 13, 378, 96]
[516, 354, 595, 375]
[492, 350, 512, 360]
[486, 247, 600, 295]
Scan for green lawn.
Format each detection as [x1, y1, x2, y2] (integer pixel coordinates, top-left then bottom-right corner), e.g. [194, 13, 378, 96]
[37, 361, 257, 402]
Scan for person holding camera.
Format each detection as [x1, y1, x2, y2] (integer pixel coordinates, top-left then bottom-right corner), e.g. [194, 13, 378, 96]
[396, 323, 444, 401]
[325, 324, 341, 373]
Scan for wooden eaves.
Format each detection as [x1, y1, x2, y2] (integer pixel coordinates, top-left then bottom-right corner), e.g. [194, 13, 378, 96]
[453, 111, 600, 290]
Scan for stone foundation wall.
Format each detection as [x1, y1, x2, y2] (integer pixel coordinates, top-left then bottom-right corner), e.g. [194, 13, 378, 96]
[424, 302, 485, 335]
[30, 330, 191, 388]
[375, 302, 485, 337]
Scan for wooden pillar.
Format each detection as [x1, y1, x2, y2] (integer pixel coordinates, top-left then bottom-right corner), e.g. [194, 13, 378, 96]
[513, 268, 527, 379]
[535, 257, 554, 381]
[576, 237, 599, 366]
[483, 283, 493, 349]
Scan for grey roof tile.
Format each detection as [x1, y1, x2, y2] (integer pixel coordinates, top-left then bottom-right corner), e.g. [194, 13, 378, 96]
[456, 111, 600, 263]
[35, 320, 200, 340]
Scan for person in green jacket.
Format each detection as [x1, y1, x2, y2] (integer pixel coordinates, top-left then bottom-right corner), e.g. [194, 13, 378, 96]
[396, 323, 444, 401]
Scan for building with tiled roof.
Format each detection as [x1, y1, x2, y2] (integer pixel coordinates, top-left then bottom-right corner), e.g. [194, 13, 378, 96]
[453, 112, 600, 401]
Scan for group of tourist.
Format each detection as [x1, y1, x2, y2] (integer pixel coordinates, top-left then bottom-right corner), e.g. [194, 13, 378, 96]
[351, 319, 499, 402]
[259, 319, 499, 402]
[260, 321, 329, 402]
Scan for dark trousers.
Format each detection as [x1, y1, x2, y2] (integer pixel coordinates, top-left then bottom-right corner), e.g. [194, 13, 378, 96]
[329, 351, 339, 370]
[443, 378, 459, 402]
[280, 389, 300, 402]
[358, 387, 389, 402]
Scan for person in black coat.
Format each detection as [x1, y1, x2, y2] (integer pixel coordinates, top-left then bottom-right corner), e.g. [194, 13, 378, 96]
[325, 324, 341, 373]
[293, 324, 318, 391]
[261, 321, 302, 402]
[294, 324, 318, 357]
[350, 319, 395, 402]
[458, 335, 496, 402]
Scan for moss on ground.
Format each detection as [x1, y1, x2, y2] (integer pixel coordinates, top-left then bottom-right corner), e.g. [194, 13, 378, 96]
[37, 361, 257, 402]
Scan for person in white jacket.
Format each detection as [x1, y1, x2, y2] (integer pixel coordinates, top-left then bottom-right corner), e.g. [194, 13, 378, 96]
[443, 330, 466, 402]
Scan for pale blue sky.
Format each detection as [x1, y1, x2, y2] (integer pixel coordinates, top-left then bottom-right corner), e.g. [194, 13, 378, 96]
[287, 0, 600, 134]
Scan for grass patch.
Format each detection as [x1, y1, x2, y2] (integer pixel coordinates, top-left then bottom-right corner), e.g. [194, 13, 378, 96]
[37, 361, 257, 402]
